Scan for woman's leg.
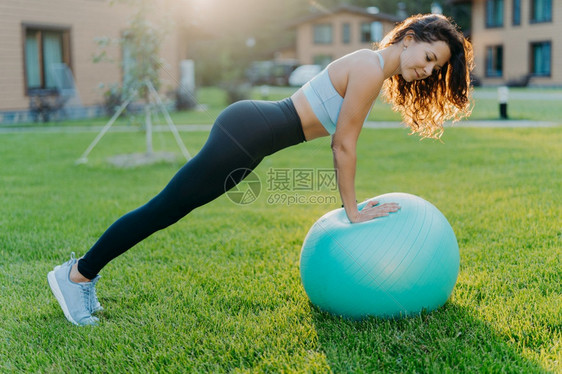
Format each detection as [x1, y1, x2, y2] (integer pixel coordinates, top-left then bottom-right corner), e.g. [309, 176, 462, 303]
[77, 99, 305, 279]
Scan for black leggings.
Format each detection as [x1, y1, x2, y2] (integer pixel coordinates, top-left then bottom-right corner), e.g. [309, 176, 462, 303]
[78, 98, 306, 279]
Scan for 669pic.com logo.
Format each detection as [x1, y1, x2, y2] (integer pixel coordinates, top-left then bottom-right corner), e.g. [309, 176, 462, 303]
[224, 168, 261, 205]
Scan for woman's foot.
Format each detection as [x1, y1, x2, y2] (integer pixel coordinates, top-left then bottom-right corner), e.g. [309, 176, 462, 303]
[47, 253, 99, 326]
[70, 262, 103, 313]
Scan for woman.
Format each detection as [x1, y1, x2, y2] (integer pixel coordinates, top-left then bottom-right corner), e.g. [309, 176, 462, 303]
[48, 14, 473, 325]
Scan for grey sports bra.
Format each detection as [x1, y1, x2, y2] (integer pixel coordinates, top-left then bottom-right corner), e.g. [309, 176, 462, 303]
[302, 51, 384, 135]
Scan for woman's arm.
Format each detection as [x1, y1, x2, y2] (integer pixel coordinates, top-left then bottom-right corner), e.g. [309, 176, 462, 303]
[332, 136, 359, 221]
[331, 52, 399, 223]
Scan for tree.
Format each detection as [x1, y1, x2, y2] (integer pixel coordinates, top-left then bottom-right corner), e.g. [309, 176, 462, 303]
[87, 0, 189, 166]
[120, 1, 167, 100]
[121, 1, 166, 156]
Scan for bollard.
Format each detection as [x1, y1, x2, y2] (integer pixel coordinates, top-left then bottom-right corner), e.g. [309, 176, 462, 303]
[498, 86, 509, 119]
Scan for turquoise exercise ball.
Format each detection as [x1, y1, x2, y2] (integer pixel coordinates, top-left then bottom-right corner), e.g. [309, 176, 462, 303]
[300, 192, 459, 319]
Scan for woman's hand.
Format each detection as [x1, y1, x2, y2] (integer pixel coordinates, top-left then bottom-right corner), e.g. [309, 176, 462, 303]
[348, 200, 400, 223]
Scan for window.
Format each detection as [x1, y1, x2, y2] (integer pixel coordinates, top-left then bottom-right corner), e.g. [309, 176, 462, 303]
[23, 25, 71, 92]
[370, 22, 383, 43]
[342, 23, 351, 44]
[486, 0, 504, 27]
[313, 24, 332, 44]
[486, 45, 503, 77]
[360, 22, 383, 43]
[531, 41, 551, 76]
[360, 23, 371, 42]
[531, 0, 552, 23]
[513, 0, 521, 25]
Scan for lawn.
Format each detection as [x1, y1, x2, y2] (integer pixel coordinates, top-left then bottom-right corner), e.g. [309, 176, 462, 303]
[0, 120, 560, 372]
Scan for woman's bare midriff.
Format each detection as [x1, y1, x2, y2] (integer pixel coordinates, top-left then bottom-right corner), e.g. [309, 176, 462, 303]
[291, 89, 330, 141]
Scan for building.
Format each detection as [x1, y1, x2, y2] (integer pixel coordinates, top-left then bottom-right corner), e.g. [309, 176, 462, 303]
[468, 0, 560, 86]
[0, 0, 194, 124]
[291, 5, 402, 67]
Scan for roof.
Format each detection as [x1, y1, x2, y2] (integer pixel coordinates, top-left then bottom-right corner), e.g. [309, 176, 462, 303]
[289, 4, 403, 28]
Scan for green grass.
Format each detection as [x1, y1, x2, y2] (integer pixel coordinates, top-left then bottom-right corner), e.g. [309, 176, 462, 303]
[0, 124, 560, 372]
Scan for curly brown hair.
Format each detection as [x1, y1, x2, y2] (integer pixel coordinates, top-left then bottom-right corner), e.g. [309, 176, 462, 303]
[379, 14, 474, 139]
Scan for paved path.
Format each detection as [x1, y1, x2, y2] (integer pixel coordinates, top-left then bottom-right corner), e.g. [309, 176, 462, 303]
[0, 120, 559, 135]
[363, 120, 561, 129]
[0, 124, 213, 134]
